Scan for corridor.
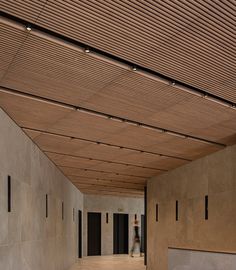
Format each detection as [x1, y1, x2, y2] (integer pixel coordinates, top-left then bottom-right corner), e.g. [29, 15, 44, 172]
[1, 1, 236, 270]
[70, 256, 145, 270]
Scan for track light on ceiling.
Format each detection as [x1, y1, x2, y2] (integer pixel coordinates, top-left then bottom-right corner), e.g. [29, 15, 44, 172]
[26, 25, 32, 31]
[132, 66, 137, 71]
[85, 48, 90, 53]
[171, 81, 176, 86]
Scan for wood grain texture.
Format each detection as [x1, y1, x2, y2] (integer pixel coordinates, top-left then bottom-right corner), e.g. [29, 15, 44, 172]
[2, 0, 236, 102]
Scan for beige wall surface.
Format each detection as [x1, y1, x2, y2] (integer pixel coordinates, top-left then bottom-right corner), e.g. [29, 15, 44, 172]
[83, 194, 144, 256]
[168, 248, 236, 270]
[147, 145, 236, 270]
[0, 109, 83, 270]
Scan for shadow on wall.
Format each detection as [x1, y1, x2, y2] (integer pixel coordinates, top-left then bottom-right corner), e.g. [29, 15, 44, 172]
[168, 248, 236, 270]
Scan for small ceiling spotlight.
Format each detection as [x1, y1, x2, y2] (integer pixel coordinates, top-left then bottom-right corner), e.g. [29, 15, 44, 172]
[132, 66, 137, 71]
[171, 81, 176, 86]
[26, 25, 32, 31]
[85, 48, 90, 53]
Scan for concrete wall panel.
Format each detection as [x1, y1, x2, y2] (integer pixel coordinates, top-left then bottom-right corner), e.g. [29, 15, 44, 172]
[0, 109, 83, 270]
[147, 144, 236, 270]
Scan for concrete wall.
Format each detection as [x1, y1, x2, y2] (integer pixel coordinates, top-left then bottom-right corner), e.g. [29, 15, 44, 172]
[0, 109, 83, 270]
[83, 194, 144, 256]
[147, 145, 236, 270]
[168, 248, 236, 270]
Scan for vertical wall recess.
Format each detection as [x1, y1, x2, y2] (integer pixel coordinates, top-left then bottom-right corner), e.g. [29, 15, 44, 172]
[176, 200, 179, 221]
[46, 194, 48, 218]
[8, 175, 11, 212]
[205, 195, 208, 220]
[73, 208, 75, 222]
[135, 213, 137, 220]
[156, 204, 158, 222]
[144, 187, 147, 265]
[62, 201, 64, 220]
[106, 212, 109, 223]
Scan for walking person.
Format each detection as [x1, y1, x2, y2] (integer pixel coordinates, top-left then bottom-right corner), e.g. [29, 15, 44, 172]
[130, 217, 142, 257]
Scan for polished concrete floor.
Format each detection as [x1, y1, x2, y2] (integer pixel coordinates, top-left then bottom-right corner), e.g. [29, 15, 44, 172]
[69, 255, 146, 270]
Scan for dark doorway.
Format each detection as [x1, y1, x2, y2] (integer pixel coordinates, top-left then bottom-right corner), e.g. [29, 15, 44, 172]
[141, 214, 145, 253]
[87, 212, 101, 256]
[78, 210, 82, 258]
[113, 213, 129, 254]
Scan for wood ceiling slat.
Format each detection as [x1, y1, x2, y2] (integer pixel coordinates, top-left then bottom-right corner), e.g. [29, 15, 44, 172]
[25, 129, 188, 171]
[73, 182, 144, 192]
[0, 92, 228, 169]
[75, 183, 143, 195]
[0, 91, 231, 164]
[0, 90, 73, 130]
[69, 176, 145, 188]
[2, 1, 236, 102]
[0, 22, 234, 146]
[35, 9, 236, 90]
[59, 166, 147, 184]
[79, 189, 144, 198]
[46, 151, 161, 178]
[1, 1, 236, 196]
[0, 23, 27, 80]
[45, 152, 103, 170]
[1, 0, 46, 22]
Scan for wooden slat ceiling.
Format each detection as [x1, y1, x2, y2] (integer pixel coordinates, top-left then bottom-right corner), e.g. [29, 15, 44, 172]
[1, 0, 236, 103]
[0, 4, 236, 197]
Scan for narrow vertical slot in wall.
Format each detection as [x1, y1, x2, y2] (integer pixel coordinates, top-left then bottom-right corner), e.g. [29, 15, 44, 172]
[46, 194, 48, 218]
[156, 204, 158, 222]
[176, 200, 179, 221]
[135, 213, 137, 220]
[8, 175, 11, 212]
[106, 213, 109, 223]
[205, 195, 208, 220]
[62, 201, 64, 220]
[73, 208, 75, 222]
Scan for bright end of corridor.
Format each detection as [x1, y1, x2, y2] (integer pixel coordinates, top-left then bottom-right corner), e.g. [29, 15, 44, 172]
[69, 255, 145, 270]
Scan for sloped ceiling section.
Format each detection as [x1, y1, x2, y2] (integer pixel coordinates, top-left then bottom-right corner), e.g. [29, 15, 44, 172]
[0, 1, 236, 197]
[1, 0, 236, 103]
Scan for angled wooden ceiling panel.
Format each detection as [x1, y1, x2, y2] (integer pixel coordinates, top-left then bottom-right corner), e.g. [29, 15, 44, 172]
[0, 90, 73, 129]
[78, 189, 144, 198]
[0, 0, 46, 22]
[0, 90, 224, 165]
[70, 176, 145, 188]
[1, 3, 236, 197]
[0, 21, 235, 146]
[0, 21, 27, 80]
[1, 33, 128, 106]
[59, 166, 147, 184]
[74, 183, 144, 195]
[2, 0, 236, 102]
[45, 152, 103, 170]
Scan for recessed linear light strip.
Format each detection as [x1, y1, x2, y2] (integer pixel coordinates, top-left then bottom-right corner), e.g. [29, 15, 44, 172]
[44, 150, 166, 171]
[22, 127, 191, 161]
[73, 182, 144, 191]
[79, 188, 143, 196]
[69, 176, 145, 186]
[1, 86, 225, 148]
[59, 165, 151, 179]
[66, 174, 146, 184]
[1, 13, 235, 110]
[75, 182, 143, 191]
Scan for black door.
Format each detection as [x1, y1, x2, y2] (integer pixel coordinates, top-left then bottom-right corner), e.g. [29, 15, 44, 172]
[113, 213, 129, 254]
[141, 214, 145, 253]
[87, 212, 101, 256]
[78, 210, 82, 258]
